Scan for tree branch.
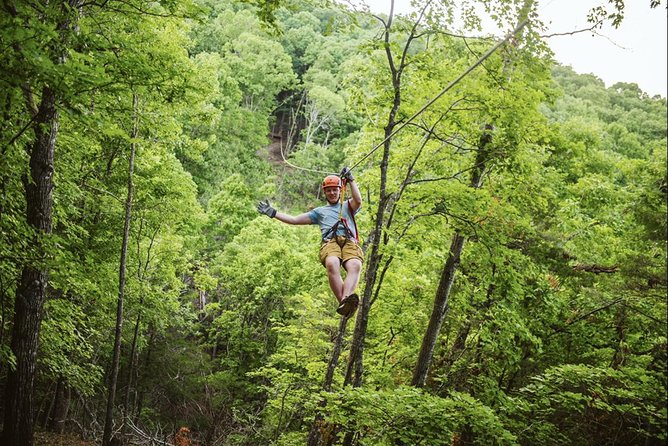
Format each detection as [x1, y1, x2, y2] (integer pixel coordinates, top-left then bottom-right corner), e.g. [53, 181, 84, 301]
[550, 298, 624, 336]
[572, 264, 619, 274]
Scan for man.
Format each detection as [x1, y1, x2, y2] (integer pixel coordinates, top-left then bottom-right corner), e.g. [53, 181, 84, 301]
[257, 167, 363, 317]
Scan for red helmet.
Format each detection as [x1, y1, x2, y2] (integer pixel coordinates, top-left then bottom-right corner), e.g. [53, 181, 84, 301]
[322, 174, 341, 190]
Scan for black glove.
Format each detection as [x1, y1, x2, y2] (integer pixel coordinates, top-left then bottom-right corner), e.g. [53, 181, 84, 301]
[340, 166, 354, 182]
[257, 200, 277, 218]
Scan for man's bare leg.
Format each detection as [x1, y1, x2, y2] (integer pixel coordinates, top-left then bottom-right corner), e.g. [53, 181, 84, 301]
[324, 255, 344, 302]
[342, 258, 362, 298]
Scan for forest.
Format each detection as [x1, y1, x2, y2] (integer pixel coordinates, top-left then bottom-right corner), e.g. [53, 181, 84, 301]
[0, 0, 666, 445]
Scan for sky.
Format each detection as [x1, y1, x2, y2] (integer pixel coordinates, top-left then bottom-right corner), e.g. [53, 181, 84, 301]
[358, 0, 667, 98]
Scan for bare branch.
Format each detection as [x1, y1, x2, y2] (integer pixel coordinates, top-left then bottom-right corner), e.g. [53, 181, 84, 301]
[125, 417, 175, 446]
[550, 298, 624, 336]
[541, 22, 629, 51]
[2, 113, 38, 154]
[540, 21, 603, 38]
[572, 264, 619, 274]
[406, 161, 485, 185]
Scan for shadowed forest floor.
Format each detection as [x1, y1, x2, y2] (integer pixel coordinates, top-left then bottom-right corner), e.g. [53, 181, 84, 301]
[34, 432, 95, 446]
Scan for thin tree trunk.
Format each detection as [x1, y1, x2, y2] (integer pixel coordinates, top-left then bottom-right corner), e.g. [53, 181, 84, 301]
[442, 318, 472, 373]
[133, 326, 156, 423]
[37, 380, 56, 429]
[442, 280, 496, 391]
[343, 0, 434, 392]
[340, 48, 402, 446]
[411, 126, 492, 388]
[307, 316, 349, 446]
[412, 233, 466, 387]
[2, 84, 58, 446]
[48, 377, 70, 434]
[344, 10, 401, 388]
[123, 221, 158, 415]
[102, 92, 139, 446]
[338, 8, 427, 445]
[411, 0, 534, 389]
[123, 310, 142, 418]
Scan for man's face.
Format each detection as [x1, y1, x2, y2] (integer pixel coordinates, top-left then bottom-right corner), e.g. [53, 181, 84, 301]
[324, 186, 340, 204]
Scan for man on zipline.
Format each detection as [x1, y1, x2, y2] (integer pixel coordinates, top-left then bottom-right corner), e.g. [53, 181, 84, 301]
[257, 167, 363, 317]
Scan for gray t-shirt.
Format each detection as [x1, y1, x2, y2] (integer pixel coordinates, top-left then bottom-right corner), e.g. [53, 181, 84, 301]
[308, 200, 360, 240]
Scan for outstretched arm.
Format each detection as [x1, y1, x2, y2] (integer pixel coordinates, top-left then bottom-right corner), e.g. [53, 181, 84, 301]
[341, 167, 361, 213]
[257, 200, 312, 225]
[275, 211, 312, 225]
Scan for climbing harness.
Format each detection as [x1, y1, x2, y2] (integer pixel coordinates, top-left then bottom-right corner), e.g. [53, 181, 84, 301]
[321, 177, 360, 244]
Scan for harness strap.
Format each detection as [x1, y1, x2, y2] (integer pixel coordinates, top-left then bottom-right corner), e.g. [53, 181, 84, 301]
[322, 177, 360, 243]
[322, 200, 358, 242]
[345, 200, 360, 243]
[321, 220, 340, 241]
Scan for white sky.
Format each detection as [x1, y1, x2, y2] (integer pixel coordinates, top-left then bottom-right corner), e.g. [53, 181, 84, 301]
[359, 0, 668, 98]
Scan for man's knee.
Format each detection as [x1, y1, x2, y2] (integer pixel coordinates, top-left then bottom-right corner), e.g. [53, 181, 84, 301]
[343, 258, 362, 273]
[324, 256, 341, 272]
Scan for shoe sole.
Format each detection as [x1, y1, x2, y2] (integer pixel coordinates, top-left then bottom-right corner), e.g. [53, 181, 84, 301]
[341, 294, 359, 317]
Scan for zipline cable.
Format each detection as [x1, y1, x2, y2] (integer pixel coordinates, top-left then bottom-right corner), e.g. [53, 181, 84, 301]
[278, 18, 530, 176]
[348, 18, 529, 172]
[279, 137, 331, 175]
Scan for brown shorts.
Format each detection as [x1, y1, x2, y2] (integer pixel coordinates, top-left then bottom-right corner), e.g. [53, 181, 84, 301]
[319, 236, 364, 266]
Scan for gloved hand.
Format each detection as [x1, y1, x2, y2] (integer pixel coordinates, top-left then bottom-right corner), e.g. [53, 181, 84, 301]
[257, 200, 277, 218]
[340, 166, 354, 182]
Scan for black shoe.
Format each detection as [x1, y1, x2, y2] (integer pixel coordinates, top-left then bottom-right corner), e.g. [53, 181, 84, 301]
[336, 300, 347, 315]
[337, 293, 359, 317]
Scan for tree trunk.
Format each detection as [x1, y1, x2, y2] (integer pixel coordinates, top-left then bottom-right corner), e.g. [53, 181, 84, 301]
[344, 138, 393, 388]
[412, 233, 466, 387]
[2, 1, 82, 442]
[123, 310, 142, 418]
[444, 319, 472, 372]
[340, 106, 397, 446]
[411, 126, 493, 388]
[102, 93, 139, 446]
[444, 281, 496, 391]
[307, 316, 349, 446]
[2, 85, 58, 446]
[123, 224, 157, 415]
[343, 0, 437, 391]
[133, 327, 156, 423]
[344, 26, 401, 387]
[409, 0, 534, 389]
[48, 377, 70, 434]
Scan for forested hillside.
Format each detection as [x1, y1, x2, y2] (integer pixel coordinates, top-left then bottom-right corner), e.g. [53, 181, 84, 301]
[1, 0, 665, 445]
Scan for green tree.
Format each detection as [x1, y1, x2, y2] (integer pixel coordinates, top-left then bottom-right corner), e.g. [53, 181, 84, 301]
[1, 1, 83, 443]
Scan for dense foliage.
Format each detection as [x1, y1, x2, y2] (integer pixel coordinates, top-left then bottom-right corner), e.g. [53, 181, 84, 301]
[0, 0, 665, 445]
